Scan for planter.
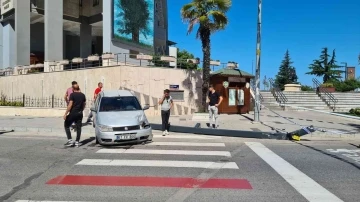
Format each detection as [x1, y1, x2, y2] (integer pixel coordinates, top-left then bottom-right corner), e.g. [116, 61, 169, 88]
[227, 63, 238, 69]
[35, 63, 44, 68]
[58, 60, 69, 65]
[88, 55, 100, 61]
[160, 56, 176, 62]
[318, 87, 335, 93]
[284, 84, 301, 92]
[210, 60, 220, 66]
[102, 53, 114, 59]
[187, 59, 200, 64]
[136, 54, 153, 60]
[72, 58, 83, 63]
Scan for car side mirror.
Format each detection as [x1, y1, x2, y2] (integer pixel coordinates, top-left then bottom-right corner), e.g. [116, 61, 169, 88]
[143, 104, 150, 110]
[90, 107, 96, 112]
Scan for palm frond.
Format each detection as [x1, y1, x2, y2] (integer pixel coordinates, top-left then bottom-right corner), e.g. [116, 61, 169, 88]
[207, 0, 232, 12]
[208, 10, 228, 30]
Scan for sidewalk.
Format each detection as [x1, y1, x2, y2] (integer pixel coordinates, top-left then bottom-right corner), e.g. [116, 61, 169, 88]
[0, 108, 359, 139]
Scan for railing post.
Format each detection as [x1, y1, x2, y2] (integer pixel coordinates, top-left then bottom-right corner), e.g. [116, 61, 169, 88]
[52, 94, 54, 108]
[125, 54, 127, 65]
[22, 93, 25, 107]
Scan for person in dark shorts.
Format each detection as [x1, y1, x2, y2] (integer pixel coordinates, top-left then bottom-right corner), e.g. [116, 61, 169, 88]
[207, 85, 223, 129]
[63, 84, 86, 147]
[158, 89, 173, 136]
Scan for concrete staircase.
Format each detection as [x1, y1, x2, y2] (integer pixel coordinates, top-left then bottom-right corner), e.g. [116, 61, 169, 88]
[282, 92, 331, 111]
[260, 91, 284, 110]
[331, 92, 360, 112]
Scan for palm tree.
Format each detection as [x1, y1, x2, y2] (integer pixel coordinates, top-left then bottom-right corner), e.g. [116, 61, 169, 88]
[181, 0, 231, 110]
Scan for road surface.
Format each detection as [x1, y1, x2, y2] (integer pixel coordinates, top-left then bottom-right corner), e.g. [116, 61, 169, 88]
[0, 131, 359, 202]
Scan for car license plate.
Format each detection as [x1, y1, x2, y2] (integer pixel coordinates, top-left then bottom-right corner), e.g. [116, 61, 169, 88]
[116, 134, 135, 140]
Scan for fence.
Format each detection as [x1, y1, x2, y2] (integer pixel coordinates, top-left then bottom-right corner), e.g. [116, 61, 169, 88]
[0, 53, 236, 77]
[0, 94, 94, 108]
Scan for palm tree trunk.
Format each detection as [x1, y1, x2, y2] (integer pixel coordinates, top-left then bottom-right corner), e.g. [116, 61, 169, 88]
[200, 27, 211, 112]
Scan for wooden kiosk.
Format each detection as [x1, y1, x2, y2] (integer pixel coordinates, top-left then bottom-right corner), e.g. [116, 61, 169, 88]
[210, 67, 254, 114]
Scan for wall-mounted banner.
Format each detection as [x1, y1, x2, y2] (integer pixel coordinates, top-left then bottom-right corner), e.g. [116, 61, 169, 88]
[1, 0, 14, 15]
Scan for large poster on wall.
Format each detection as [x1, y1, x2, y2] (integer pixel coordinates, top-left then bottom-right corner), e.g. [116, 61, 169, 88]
[113, 0, 154, 50]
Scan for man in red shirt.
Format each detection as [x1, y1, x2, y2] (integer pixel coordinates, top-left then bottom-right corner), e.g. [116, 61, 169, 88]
[86, 82, 103, 123]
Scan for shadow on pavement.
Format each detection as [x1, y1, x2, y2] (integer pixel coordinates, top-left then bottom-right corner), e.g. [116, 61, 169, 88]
[0, 130, 14, 135]
[296, 142, 360, 170]
[80, 137, 95, 145]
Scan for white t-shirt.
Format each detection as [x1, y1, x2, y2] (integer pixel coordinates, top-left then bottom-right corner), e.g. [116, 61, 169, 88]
[161, 96, 173, 111]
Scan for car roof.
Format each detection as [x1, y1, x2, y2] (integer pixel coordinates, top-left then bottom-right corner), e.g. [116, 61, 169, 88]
[100, 90, 135, 97]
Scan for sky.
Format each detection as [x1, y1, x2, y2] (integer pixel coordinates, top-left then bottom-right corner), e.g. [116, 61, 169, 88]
[167, 0, 360, 86]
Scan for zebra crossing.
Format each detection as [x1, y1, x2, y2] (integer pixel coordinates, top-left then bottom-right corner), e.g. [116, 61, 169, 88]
[15, 132, 347, 202]
[35, 133, 250, 201]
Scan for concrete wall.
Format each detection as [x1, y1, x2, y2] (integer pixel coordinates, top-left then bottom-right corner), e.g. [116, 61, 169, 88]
[0, 65, 203, 116]
[81, 0, 102, 17]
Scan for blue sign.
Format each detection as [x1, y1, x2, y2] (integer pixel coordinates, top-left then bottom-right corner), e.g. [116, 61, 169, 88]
[169, 85, 179, 90]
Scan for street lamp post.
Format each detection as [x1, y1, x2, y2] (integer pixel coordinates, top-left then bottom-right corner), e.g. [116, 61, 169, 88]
[254, 0, 262, 122]
[341, 62, 348, 80]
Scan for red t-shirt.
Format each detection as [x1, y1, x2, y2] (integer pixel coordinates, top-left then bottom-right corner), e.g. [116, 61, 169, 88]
[94, 88, 101, 99]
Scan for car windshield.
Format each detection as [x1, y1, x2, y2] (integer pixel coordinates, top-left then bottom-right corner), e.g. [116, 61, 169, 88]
[99, 96, 142, 112]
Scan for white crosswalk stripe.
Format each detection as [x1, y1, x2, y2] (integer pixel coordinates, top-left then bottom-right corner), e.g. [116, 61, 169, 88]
[96, 148, 231, 157]
[76, 159, 239, 169]
[153, 134, 222, 139]
[146, 141, 225, 147]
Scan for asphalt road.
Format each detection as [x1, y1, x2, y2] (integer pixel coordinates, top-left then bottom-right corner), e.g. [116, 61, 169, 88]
[0, 131, 359, 202]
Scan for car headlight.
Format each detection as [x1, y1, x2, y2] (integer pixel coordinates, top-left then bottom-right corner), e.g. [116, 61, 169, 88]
[98, 124, 113, 132]
[140, 121, 151, 129]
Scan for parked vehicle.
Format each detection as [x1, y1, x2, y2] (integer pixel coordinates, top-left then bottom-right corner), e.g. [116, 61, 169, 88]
[91, 90, 152, 145]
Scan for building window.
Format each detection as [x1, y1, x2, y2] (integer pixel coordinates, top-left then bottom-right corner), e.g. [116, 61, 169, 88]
[93, 0, 100, 6]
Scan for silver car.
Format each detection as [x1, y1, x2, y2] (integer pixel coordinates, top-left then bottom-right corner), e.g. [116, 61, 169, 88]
[90, 90, 153, 145]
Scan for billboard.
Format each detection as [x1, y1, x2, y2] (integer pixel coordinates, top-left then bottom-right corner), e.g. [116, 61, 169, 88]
[113, 0, 154, 49]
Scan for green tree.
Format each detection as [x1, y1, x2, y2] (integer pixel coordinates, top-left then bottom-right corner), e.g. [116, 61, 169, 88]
[306, 47, 343, 83]
[177, 49, 199, 70]
[274, 50, 298, 90]
[181, 0, 231, 109]
[116, 0, 151, 43]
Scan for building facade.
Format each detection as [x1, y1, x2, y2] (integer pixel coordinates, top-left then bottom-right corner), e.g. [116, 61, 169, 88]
[0, 0, 168, 69]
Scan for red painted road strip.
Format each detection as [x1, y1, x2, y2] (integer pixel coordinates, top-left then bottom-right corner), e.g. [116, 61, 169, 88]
[47, 175, 252, 189]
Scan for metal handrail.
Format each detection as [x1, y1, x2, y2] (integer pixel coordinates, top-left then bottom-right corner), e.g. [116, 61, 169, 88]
[268, 78, 287, 106]
[250, 83, 264, 102]
[312, 78, 338, 111]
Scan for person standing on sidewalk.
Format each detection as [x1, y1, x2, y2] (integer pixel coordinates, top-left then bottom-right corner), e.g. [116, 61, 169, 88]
[158, 89, 173, 136]
[63, 84, 86, 147]
[208, 85, 223, 129]
[86, 82, 103, 123]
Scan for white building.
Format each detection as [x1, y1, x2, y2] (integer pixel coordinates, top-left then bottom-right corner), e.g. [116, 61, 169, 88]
[0, 0, 169, 69]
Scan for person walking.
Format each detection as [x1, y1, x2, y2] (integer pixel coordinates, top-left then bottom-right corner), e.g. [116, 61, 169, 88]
[86, 82, 103, 123]
[63, 84, 86, 147]
[158, 89, 173, 136]
[207, 85, 223, 129]
[64, 81, 77, 131]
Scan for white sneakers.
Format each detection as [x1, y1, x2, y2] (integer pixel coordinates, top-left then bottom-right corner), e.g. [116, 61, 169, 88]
[162, 130, 169, 136]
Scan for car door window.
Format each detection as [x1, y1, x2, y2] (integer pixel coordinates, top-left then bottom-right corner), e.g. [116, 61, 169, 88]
[95, 95, 101, 111]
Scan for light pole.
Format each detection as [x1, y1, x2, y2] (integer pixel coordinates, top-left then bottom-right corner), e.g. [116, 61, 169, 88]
[254, 0, 262, 122]
[341, 62, 347, 80]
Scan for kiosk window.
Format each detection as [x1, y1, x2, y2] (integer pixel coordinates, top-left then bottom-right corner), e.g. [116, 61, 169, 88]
[170, 90, 184, 101]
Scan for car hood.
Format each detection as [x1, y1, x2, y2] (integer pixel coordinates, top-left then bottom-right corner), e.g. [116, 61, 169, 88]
[97, 110, 148, 127]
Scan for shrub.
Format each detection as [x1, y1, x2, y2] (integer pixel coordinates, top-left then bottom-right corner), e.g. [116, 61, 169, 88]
[301, 85, 313, 91]
[320, 83, 334, 88]
[349, 108, 360, 116]
[333, 79, 360, 92]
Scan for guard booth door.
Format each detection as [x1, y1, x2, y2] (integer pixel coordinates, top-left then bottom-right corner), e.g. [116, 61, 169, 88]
[221, 87, 245, 114]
